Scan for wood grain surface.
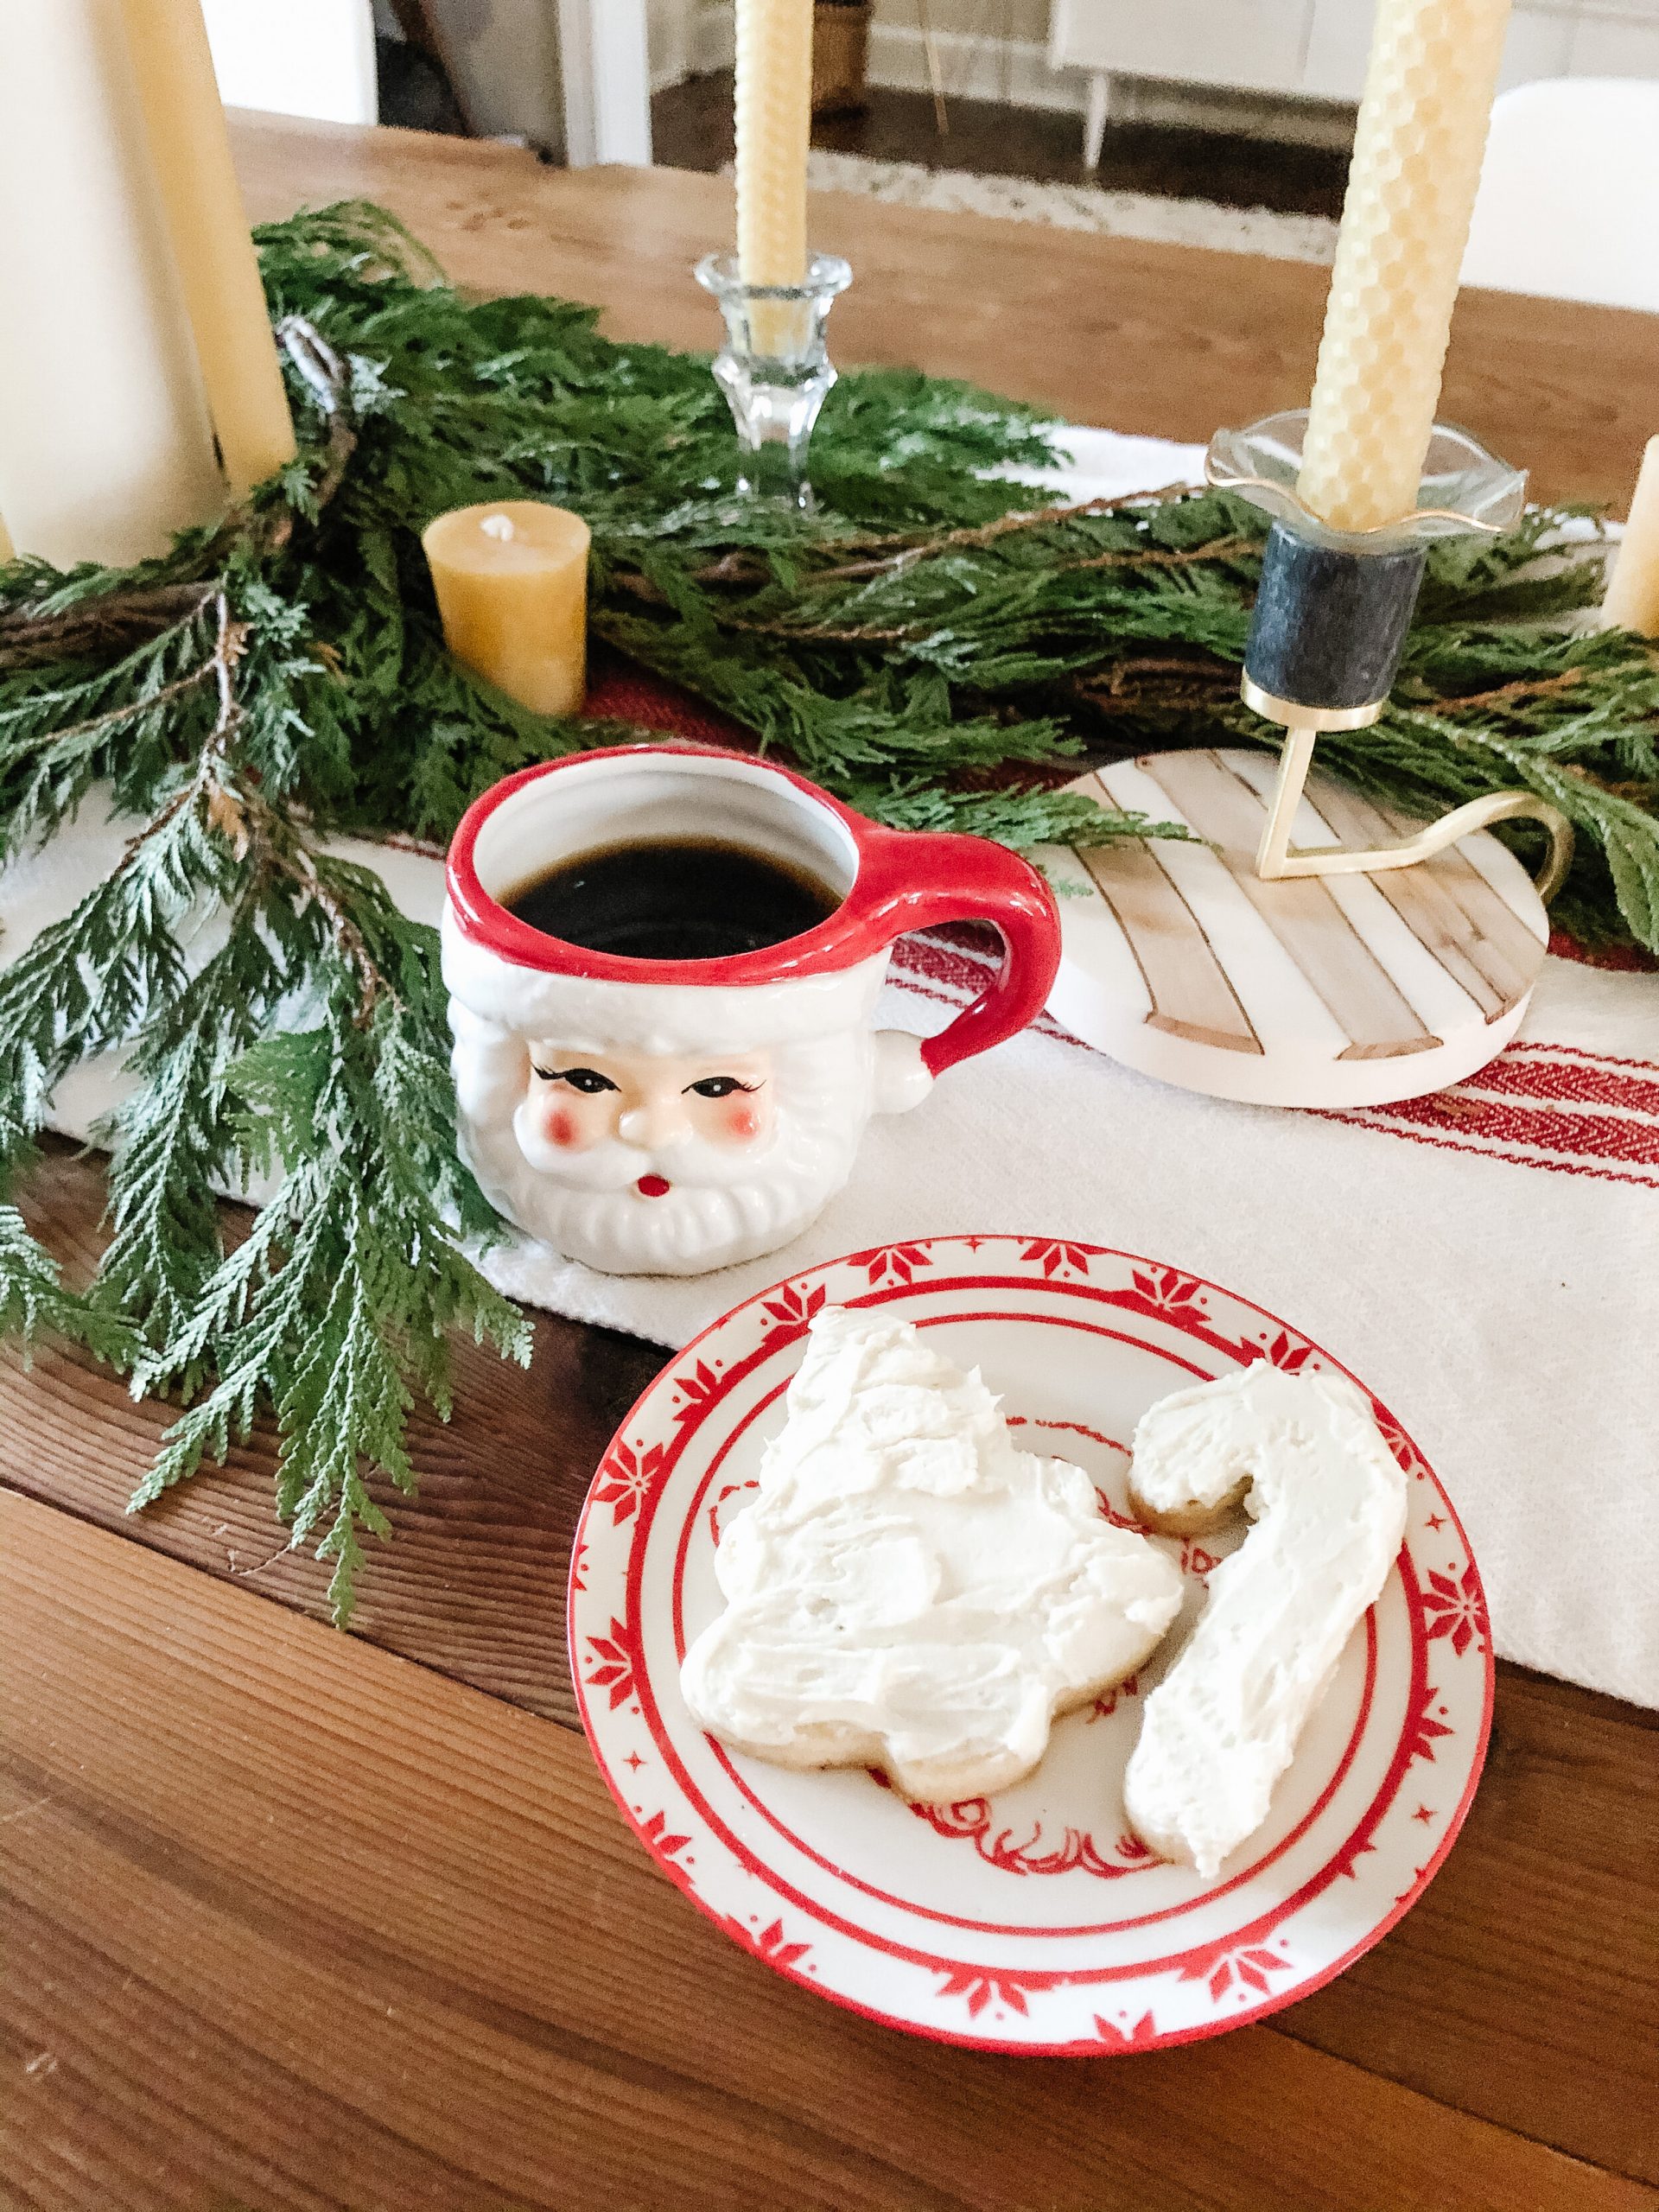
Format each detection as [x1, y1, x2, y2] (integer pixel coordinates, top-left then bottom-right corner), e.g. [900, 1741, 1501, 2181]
[5, 1494, 1656, 2212]
[222, 114, 1659, 508]
[5, 123, 1659, 2211]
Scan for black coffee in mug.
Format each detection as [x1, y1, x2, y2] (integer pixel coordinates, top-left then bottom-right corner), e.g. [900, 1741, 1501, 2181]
[503, 837, 842, 962]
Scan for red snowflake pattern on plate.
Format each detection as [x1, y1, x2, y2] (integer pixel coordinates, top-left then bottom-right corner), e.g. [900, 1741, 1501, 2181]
[1261, 1331, 1317, 1374]
[1403, 1681, 1455, 1765]
[861, 1243, 935, 1286]
[1421, 1561, 1491, 1657]
[1128, 1266, 1209, 1319]
[639, 1809, 692, 1861]
[937, 1969, 1036, 2018]
[1020, 1238, 1095, 1279]
[1179, 1940, 1294, 2003]
[1094, 2010, 1161, 2050]
[583, 1618, 639, 1711]
[757, 1280, 827, 1338]
[1372, 1403, 1430, 1479]
[723, 1916, 812, 1971]
[671, 1359, 723, 1423]
[592, 1439, 667, 1526]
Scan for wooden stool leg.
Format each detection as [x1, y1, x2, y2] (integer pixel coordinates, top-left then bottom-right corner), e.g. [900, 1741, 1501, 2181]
[1084, 73, 1110, 168]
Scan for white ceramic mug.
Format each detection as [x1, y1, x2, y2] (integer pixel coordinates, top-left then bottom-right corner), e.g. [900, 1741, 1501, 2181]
[442, 743, 1060, 1275]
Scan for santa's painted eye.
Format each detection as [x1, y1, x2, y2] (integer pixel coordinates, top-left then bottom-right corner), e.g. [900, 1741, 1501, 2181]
[535, 1066, 620, 1094]
[685, 1076, 762, 1100]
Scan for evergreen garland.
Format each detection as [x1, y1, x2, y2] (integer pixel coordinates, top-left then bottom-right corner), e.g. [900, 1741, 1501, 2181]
[2, 201, 1654, 1613]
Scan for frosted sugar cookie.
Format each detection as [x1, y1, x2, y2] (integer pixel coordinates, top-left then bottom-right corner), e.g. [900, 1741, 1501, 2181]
[1124, 1363, 1408, 1878]
[681, 1306, 1185, 1801]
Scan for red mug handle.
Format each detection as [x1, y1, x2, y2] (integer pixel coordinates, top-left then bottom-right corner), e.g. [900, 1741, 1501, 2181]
[853, 826, 1062, 1077]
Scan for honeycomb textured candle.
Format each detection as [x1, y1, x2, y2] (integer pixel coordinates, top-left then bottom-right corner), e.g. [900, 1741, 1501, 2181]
[1297, 0, 1512, 534]
[734, 0, 813, 354]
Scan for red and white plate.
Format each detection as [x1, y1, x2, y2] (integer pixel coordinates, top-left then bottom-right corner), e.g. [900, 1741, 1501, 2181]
[569, 1236, 1492, 2053]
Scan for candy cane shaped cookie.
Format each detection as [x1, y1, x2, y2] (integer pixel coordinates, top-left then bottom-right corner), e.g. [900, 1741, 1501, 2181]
[1123, 1364, 1408, 1878]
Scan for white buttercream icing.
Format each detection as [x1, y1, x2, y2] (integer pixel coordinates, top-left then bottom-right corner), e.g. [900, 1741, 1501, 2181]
[1123, 1364, 1409, 1878]
[680, 1306, 1185, 1800]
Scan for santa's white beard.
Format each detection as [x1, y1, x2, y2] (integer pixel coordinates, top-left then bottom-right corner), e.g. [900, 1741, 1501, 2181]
[521, 1128, 855, 1273]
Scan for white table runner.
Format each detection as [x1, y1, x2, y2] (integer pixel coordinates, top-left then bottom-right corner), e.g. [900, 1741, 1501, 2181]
[10, 428, 1657, 1712]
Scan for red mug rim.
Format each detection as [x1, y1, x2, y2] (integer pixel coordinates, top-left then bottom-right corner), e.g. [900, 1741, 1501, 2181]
[446, 742, 913, 986]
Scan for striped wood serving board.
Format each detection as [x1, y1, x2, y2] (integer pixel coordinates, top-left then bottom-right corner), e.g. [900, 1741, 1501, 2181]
[1041, 748, 1548, 1107]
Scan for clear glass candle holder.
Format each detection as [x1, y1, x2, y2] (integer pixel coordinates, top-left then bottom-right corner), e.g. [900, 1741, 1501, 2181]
[1207, 407, 1527, 550]
[695, 251, 852, 512]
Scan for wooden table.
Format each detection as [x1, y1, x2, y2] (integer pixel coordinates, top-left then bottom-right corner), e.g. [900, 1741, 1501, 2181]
[4, 120, 1656, 2212]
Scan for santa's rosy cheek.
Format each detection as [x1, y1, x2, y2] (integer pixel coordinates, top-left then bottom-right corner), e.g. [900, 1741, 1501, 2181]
[726, 1103, 760, 1143]
[543, 1106, 576, 1149]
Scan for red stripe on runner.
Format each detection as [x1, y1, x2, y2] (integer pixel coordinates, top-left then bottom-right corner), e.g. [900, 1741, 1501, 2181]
[891, 933, 995, 996]
[1504, 1040, 1659, 1071]
[1323, 1114, 1659, 1190]
[1351, 1092, 1659, 1168]
[1461, 1054, 1659, 1116]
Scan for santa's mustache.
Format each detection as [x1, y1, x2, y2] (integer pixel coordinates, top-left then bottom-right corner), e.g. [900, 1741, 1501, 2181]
[512, 1106, 780, 1192]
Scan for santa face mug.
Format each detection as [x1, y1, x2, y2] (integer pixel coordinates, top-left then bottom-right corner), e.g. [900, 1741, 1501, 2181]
[442, 743, 1061, 1275]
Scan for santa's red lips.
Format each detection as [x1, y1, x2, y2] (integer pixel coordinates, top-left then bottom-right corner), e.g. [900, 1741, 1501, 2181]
[635, 1174, 671, 1199]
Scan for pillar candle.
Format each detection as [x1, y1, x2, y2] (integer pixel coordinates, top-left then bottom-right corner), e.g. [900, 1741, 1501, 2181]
[0, 511, 13, 564]
[423, 502, 591, 717]
[0, 0, 225, 569]
[1297, 0, 1513, 534]
[734, 0, 813, 354]
[114, 0, 297, 498]
[1602, 437, 1659, 639]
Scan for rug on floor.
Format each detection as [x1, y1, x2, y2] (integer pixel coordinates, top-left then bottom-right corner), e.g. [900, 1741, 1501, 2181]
[800, 148, 1339, 264]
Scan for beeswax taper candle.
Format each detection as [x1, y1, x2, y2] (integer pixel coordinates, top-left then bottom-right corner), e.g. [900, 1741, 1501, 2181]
[115, 0, 297, 497]
[1602, 438, 1659, 639]
[734, 0, 814, 353]
[1297, 0, 1513, 533]
[0, 0, 225, 567]
[423, 502, 590, 716]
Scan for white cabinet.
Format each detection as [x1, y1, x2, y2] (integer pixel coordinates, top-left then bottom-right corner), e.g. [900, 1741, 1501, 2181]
[1050, 0, 1313, 92]
[1052, 0, 1659, 162]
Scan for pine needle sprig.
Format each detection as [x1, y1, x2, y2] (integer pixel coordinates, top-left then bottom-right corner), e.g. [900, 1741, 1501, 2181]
[0, 1206, 139, 1371]
[127, 849, 531, 1620]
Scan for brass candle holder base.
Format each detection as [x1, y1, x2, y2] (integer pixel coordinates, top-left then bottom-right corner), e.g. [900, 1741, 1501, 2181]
[1242, 681, 1574, 899]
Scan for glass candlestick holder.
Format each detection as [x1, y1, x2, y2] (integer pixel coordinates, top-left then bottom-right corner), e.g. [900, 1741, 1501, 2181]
[1208, 409, 1573, 897]
[695, 251, 852, 512]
